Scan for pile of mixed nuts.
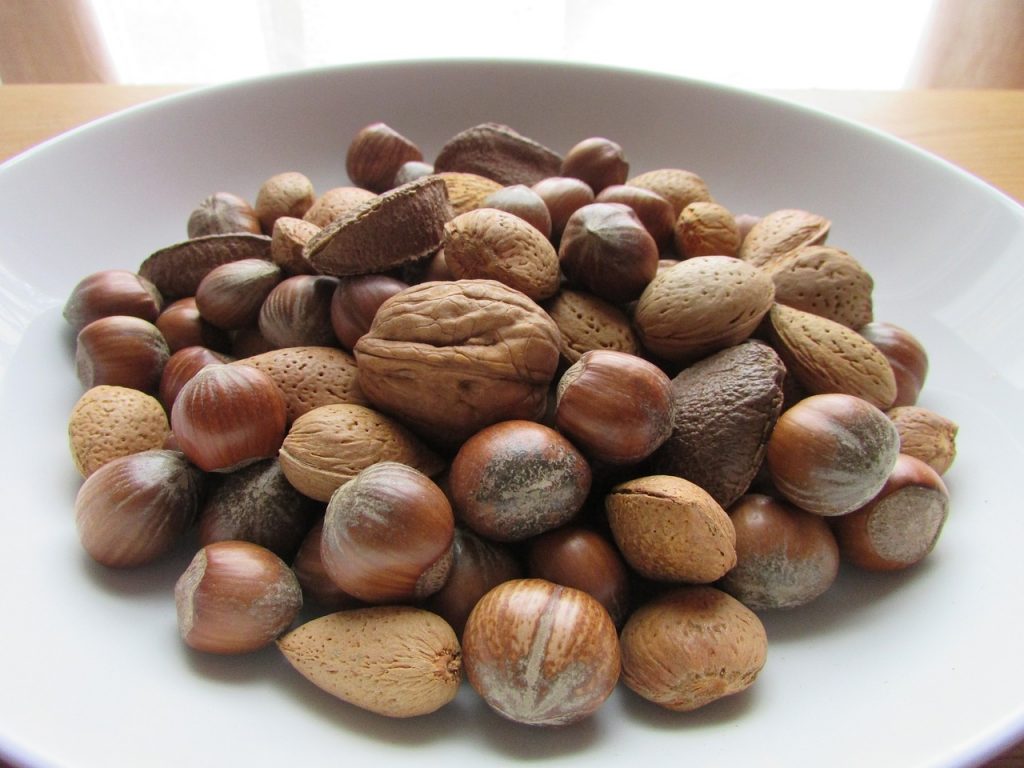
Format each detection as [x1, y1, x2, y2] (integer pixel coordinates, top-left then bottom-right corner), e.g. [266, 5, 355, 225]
[64, 120, 959, 726]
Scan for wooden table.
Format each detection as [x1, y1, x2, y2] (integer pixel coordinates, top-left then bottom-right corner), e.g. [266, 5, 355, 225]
[1, 84, 1022, 768]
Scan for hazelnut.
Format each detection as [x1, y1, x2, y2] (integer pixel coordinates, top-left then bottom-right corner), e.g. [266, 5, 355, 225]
[461, 578, 620, 726]
[481, 184, 553, 238]
[320, 461, 455, 604]
[766, 393, 901, 517]
[291, 518, 363, 611]
[719, 493, 840, 610]
[558, 202, 659, 304]
[158, 345, 233, 411]
[346, 122, 424, 193]
[194, 258, 282, 330]
[595, 184, 676, 250]
[170, 363, 288, 473]
[254, 171, 315, 233]
[63, 269, 163, 332]
[830, 453, 949, 571]
[859, 321, 929, 407]
[626, 168, 712, 218]
[554, 349, 672, 465]
[155, 297, 231, 353]
[561, 137, 629, 193]
[329, 274, 409, 351]
[74, 449, 204, 568]
[175, 540, 302, 654]
[619, 586, 767, 711]
[75, 315, 170, 393]
[392, 160, 435, 186]
[258, 274, 340, 349]
[187, 192, 261, 238]
[449, 420, 592, 542]
[530, 176, 594, 243]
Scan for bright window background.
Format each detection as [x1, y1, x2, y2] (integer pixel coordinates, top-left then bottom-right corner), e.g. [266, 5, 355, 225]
[90, 0, 937, 89]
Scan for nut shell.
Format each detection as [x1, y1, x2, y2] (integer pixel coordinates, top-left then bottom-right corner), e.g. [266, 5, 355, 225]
[768, 245, 874, 329]
[625, 168, 712, 217]
[887, 405, 958, 475]
[543, 288, 640, 364]
[738, 208, 831, 268]
[434, 122, 562, 186]
[68, 385, 170, 477]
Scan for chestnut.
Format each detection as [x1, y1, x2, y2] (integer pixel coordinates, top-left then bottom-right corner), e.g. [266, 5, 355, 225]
[319, 462, 454, 604]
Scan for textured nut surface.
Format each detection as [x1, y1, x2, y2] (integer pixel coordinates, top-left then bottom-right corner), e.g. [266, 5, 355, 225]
[626, 168, 712, 217]
[738, 208, 831, 268]
[306, 176, 452, 277]
[277, 606, 462, 718]
[619, 586, 767, 711]
[68, 385, 170, 477]
[431, 172, 504, 216]
[443, 208, 560, 301]
[543, 288, 640, 363]
[302, 186, 377, 228]
[353, 280, 561, 443]
[434, 122, 562, 186]
[674, 201, 741, 258]
[634, 256, 775, 363]
[254, 171, 315, 232]
[278, 403, 444, 502]
[138, 233, 272, 301]
[767, 303, 897, 409]
[768, 245, 874, 329]
[270, 216, 320, 275]
[888, 405, 958, 475]
[605, 474, 737, 583]
[232, 345, 366, 424]
[649, 340, 786, 507]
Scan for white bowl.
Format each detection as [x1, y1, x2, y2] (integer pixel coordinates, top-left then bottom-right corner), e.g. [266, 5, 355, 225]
[1, 60, 1021, 768]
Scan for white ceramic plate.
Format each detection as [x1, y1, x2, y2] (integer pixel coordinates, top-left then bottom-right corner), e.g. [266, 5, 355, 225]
[1, 60, 1022, 768]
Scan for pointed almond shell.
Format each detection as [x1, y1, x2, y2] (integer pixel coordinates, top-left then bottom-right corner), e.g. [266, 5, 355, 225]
[277, 606, 462, 718]
[768, 245, 873, 329]
[738, 209, 830, 268]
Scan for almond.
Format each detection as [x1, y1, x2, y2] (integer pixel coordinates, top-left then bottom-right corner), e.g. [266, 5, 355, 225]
[633, 255, 775, 364]
[431, 172, 503, 216]
[768, 245, 873, 329]
[674, 200, 741, 258]
[68, 385, 170, 477]
[232, 346, 366, 424]
[301, 186, 377, 228]
[278, 403, 444, 502]
[887, 405, 958, 475]
[766, 303, 897, 409]
[625, 168, 712, 217]
[443, 208, 560, 301]
[738, 208, 830, 268]
[277, 606, 461, 718]
[269, 216, 320, 275]
[544, 288, 640, 363]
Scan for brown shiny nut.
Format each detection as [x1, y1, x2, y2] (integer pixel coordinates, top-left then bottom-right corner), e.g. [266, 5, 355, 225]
[254, 171, 316, 233]
[555, 349, 672, 466]
[63, 269, 164, 332]
[859, 321, 929, 407]
[156, 297, 232, 354]
[320, 462, 454, 604]
[766, 393, 901, 517]
[674, 201, 741, 258]
[443, 208, 561, 302]
[306, 176, 452, 277]
[75, 315, 170, 393]
[719, 493, 840, 610]
[187, 192, 261, 238]
[171, 363, 288, 473]
[543, 288, 640, 364]
[561, 137, 629, 193]
[139, 233, 272, 301]
[634, 256, 775, 364]
[449, 420, 592, 542]
[481, 184, 552, 238]
[75, 449, 204, 568]
[346, 122, 424, 193]
[531, 176, 595, 242]
[768, 245, 874, 330]
[424, 527, 522, 637]
[766, 303, 897, 409]
[738, 208, 831, 268]
[434, 122, 562, 186]
[278, 403, 444, 502]
[605, 474, 737, 583]
[175, 540, 302, 654]
[68, 385, 171, 477]
[330, 274, 409, 351]
[619, 585, 767, 711]
[302, 186, 377, 228]
[526, 526, 630, 625]
[197, 458, 318, 560]
[649, 340, 786, 508]
[291, 519, 362, 611]
[625, 168, 712, 217]
[258, 275, 339, 349]
[595, 184, 676, 250]
[887, 405, 958, 475]
[228, 326, 275, 358]
[195, 258, 283, 330]
[270, 216, 320, 275]
[159, 345, 232, 411]
[831, 454, 949, 571]
[558, 202, 659, 304]
[393, 160, 435, 186]
[354, 280, 561, 444]
[462, 578, 620, 726]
